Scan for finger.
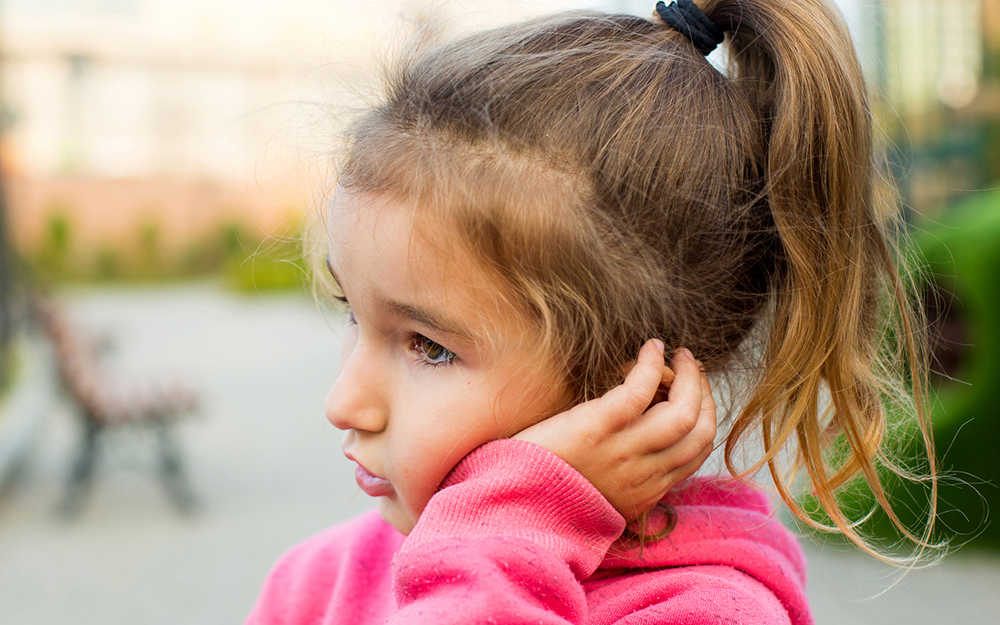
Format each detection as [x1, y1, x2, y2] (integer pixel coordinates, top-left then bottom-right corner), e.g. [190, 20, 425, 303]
[661, 364, 676, 386]
[698, 370, 718, 440]
[639, 419, 714, 480]
[601, 339, 666, 419]
[640, 373, 713, 454]
[642, 428, 715, 496]
[650, 364, 674, 405]
[648, 407, 716, 469]
[640, 349, 702, 443]
[666, 348, 701, 406]
[667, 350, 703, 426]
[626, 441, 714, 517]
[660, 441, 714, 492]
[621, 437, 715, 517]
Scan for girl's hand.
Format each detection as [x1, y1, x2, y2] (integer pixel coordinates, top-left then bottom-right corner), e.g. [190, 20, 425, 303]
[513, 340, 716, 520]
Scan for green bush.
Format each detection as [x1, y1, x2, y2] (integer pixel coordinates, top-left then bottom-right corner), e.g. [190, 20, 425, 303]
[0, 342, 17, 406]
[34, 207, 73, 280]
[909, 192, 1000, 550]
[800, 193, 1000, 551]
[223, 228, 308, 292]
[24, 211, 311, 292]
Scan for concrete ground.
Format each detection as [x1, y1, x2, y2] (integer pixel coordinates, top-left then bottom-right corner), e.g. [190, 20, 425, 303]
[0, 283, 997, 625]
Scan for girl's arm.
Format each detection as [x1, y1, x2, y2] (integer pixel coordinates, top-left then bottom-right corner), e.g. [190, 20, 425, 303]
[389, 345, 721, 624]
[391, 440, 797, 625]
[391, 439, 621, 624]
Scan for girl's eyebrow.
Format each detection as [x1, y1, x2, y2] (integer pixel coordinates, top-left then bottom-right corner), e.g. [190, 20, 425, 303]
[373, 296, 476, 342]
[325, 254, 476, 342]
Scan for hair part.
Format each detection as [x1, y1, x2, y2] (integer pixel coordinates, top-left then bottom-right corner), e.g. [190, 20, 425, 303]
[335, 0, 941, 564]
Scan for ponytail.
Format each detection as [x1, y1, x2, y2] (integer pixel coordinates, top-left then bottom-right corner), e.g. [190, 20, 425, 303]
[701, 0, 941, 563]
[341, 0, 942, 564]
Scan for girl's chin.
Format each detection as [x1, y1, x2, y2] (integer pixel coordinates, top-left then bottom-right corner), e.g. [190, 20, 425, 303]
[378, 498, 417, 535]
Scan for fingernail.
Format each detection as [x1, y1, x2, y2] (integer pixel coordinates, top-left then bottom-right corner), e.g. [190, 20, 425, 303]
[652, 339, 664, 353]
[683, 348, 693, 360]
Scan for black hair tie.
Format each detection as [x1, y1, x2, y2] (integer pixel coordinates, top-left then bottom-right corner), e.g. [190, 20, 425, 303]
[655, 0, 725, 56]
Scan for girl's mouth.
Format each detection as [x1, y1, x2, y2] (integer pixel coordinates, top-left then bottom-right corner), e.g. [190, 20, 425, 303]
[354, 464, 393, 497]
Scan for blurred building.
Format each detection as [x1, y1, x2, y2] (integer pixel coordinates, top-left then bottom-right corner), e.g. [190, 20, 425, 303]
[0, 0, 601, 269]
[0, 0, 351, 261]
[0, 0, 988, 264]
[881, 0, 983, 118]
[877, 0, 993, 216]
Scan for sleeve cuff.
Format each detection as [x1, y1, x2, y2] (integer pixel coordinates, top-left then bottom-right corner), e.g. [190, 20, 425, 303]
[403, 438, 626, 580]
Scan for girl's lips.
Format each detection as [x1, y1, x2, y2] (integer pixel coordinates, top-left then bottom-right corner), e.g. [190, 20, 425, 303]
[354, 464, 393, 497]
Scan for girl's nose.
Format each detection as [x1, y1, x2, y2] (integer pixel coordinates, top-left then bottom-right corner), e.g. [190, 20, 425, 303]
[324, 342, 388, 433]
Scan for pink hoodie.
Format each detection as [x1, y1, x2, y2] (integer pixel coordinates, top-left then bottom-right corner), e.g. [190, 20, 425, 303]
[247, 439, 812, 624]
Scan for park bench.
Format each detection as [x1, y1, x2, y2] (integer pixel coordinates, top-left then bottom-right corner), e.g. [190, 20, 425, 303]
[33, 299, 200, 516]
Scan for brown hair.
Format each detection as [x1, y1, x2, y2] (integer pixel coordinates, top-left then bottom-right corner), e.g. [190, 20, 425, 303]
[335, 0, 941, 563]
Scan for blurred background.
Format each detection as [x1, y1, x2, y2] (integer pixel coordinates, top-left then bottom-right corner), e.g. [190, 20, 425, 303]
[0, 1, 998, 623]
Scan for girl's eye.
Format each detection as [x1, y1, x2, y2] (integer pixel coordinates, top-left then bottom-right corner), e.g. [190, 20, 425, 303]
[413, 335, 456, 367]
[333, 295, 356, 325]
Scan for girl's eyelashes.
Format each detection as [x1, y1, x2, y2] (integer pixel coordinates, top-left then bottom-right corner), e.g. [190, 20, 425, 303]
[411, 334, 457, 368]
[332, 295, 356, 325]
[332, 289, 454, 366]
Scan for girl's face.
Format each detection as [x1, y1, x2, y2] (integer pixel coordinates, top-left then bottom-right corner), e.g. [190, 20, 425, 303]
[325, 188, 570, 534]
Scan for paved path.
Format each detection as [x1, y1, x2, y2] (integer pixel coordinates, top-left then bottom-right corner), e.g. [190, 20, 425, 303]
[0, 284, 997, 624]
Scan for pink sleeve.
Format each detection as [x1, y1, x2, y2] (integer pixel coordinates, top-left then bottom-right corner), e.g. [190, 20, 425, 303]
[246, 510, 400, 625]
[247, 440, 804, 624]
[587, 566, 797, 624]
[389, 440, 802, 624]
[389, 439, 626, 624]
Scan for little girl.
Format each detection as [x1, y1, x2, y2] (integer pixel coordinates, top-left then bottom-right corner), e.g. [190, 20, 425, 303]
[248, 0, 939, 623]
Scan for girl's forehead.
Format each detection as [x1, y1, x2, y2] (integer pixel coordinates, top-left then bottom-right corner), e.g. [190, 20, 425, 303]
[326, 187, 531, 340]
[327, 187, 466, 271]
